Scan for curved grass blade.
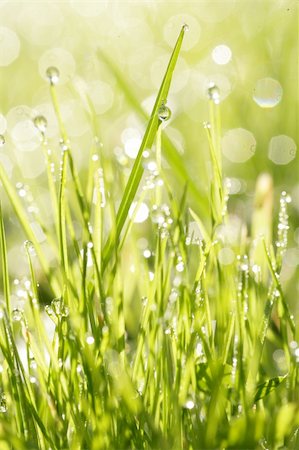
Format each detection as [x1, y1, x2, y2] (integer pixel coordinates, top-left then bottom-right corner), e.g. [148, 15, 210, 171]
[97, 41, 207, 214]
[254, 374, 287, 402]
[0, 165, 60, 297]
[102, 25, 187, 269]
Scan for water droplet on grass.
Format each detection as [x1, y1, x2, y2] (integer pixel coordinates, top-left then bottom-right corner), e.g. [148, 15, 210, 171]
[176, 261, 185, 272]
[253, 78, 283, 108]
[33, 115, 47, 134]
[143, 249, 151, 259]
[29, 358, 37, 370]
[46, 66, 60, 85]
[12, 308, 23, 322]
[51, 297, 69, 318]
[0, 394, 7, 413]
[24, 240, 36, 255]
[143, 158, 157, 172]
[207, 82, 220, 104]
[158, 103, 171, 121]
[151, 207, 165, 225]
[0, 135, 5, 147]
[163, 15, 200, 51]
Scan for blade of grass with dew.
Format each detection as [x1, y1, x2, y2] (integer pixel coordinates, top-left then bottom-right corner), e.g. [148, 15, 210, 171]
[97, 34, 207, 211]
[49, 83, 104, 306]
[0, 203, 11, 320]
[96, 49, 208, 215]
[0, 165, 60, 297]
[102, 25, 187, 269]
[49, 84, 69, 291]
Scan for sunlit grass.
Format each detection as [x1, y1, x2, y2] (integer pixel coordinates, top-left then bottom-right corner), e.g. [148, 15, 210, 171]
[0, 24, 298, 450]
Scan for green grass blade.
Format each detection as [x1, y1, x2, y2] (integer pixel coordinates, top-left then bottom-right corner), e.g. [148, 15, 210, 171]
[254, 374, 287, 402]
[0, 204, 11, 319]
[97, 31, 207, 215]
[102, 25, 187, 269]
[0, 164, 60, 297]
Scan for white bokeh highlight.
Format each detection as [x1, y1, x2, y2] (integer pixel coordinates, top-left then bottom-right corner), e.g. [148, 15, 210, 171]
[0, 26, 20, 66]
[222, 128, 256, 163]
[268, 135, 297, 165]
[253, 78, 283, 108]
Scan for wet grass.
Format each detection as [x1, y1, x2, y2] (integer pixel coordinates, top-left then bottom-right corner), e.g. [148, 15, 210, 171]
[0, 26, 298, 450]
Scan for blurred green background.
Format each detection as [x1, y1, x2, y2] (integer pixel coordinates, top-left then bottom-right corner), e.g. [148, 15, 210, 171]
[0, 1, 298, 297]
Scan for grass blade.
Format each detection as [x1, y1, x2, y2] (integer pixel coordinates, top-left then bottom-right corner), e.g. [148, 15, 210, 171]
[102, 25, 187, 269]
[0, 204, 11, 318]
[97, 45, 207, 213]
[254, 375, 287, 402]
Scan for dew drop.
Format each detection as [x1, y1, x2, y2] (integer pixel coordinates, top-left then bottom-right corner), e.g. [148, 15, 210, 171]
[46, 66, 60, 85]
[151, 206, 165, 225]
[143, 158, 157, 172]
[45, 305, 54, 317]
[169, 289, 178, 303]
[141, 296, 148, 307]
[158, 103, 171, 122]
[0, 135, 5, 147]
[176, 261, 185, 272]
[183, 23, 189, 32]
[33, 115, 47, 134]
[12, 308, 23, 322]
[142, 149, 150, 159]
[0, 394, 7, 413]
[51, 297, 69, 317]
[203, 121, 211, 129]
[24, 240, 36, 256]
[207, 82, 220, 104]
[29, 358, 37, 370]
[143, 249, 151, 259]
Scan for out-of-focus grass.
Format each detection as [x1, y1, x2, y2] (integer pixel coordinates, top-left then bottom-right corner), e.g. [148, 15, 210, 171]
[0, 2, 298, 449]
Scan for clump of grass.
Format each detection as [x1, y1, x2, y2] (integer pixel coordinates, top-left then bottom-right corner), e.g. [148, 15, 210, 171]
[0, 26, 298, 450]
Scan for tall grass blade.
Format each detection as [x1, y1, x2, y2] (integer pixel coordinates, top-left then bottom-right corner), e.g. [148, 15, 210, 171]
[102, 25, 187, 268]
